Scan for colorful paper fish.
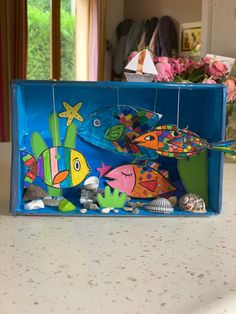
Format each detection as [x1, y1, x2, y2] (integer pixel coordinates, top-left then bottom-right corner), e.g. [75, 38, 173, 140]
[134, 124, 236, 158]
[78, 105, 162, 159]
[21, 147, 90, 188]
[105, 163, 176, 199]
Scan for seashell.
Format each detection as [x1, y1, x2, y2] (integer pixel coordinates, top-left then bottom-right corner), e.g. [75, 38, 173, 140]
[127, 201, 147, 208]
[84, 176, 99, 189]
[144, 198, 174, 214]
[178, 193, 206, 213]
[123, 206, 134, 212]
[168, 196, 177, 207]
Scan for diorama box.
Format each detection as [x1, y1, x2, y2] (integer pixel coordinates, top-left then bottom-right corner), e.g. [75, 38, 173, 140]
[10, 81, 226, 216]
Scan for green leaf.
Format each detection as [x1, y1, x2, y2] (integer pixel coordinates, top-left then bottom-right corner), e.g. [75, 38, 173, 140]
[186, 66, 205, 82]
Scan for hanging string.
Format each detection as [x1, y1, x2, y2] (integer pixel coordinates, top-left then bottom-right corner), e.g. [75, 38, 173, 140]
[52, 83, 58, 147]
[116, 86, 139, 113]
[153, 88, 158, 113]
[150, 88, 158, 131]
[176, 88, 181, 129]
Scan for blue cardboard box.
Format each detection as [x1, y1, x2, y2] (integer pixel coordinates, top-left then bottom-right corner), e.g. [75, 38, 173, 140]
[10, 81, 226, 216]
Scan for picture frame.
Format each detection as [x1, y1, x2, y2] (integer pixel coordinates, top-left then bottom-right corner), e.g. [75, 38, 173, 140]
[179, 22, 202, 56]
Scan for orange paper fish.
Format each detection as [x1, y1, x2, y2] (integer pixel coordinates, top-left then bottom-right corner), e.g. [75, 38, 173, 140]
[105, 163, 176, 199]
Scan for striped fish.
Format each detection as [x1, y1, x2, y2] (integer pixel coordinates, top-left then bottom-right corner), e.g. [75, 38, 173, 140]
[21, 147, 90, 188]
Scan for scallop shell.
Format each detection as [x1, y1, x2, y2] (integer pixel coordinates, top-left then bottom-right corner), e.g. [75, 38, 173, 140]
[178, 193, 206, 213]
[144, 198, 174, 214]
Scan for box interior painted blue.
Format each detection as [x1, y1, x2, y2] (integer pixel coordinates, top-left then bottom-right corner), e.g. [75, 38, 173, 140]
[10, 81, 226, 216]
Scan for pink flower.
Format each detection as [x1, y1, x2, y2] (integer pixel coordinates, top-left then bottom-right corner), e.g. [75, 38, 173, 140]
[181, 57, 196, 71]
[201, 56, 212, 65]
[169, 58, 184, 75]
[154, 58, 174, 82]
[202, 78, 217, 84]
[169, 57, 200, 75]
[224, 78, 236, 102]
[208, 60, 228, 79]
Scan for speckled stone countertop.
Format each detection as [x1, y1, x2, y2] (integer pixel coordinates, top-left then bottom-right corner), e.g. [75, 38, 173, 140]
[1, 142, 236, 314]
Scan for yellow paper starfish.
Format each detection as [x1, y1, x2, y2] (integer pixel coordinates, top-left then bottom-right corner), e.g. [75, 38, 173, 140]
[59, 101, 84, 126]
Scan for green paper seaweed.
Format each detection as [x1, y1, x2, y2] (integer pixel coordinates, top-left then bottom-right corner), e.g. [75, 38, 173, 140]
[177, 151, 209, 205]
[49, 112, 62, 146]
[30, 132, 47, 159]
[30, 112, 77, 197]
[64, 123, 76, 148]
[97, 186, 127, 208]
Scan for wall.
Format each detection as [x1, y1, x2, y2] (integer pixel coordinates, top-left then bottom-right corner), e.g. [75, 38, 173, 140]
[124, 0, 202, 24]
[106, 0, 124, 49]
[202, 0, 236, 57]
[105, 0, 124, 80]
[211, 0, 236, 57]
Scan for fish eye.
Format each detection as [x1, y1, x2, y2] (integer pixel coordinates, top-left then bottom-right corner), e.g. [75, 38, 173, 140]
[93, 119, 101, 127]
[74, 160, 81, 171]
[174, 131, 179, 136]
[145, 135, 155, 141]
[121, 171, 133, 178]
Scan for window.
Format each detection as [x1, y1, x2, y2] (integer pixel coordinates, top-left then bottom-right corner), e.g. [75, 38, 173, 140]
[27, 0, 106, 81]
[27, 0, 76, 80]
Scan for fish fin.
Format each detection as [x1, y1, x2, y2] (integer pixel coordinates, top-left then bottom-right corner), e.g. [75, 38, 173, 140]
[20, 150, 38, 187]
[210, 146, 236, 155]
[211, 139, 235, 148]
[210, 139, 236, 155]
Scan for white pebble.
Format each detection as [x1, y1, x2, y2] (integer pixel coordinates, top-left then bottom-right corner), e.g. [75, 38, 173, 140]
[24, 199, 45, 210]
[80, 208, 87, 214]
[101, 207, 113, 214]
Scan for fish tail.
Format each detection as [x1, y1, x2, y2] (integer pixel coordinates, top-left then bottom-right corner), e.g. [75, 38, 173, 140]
[21, 150, 38, 187]
[210, 140, 236, 155]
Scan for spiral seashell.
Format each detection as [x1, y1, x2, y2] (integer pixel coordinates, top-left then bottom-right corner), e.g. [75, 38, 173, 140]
[178, 193, 206, 213]
[144, 198, 174, 214]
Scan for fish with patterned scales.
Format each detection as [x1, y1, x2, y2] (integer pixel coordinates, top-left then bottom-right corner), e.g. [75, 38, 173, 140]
[105, 163, 176, 199]
[78, 105, 162, 159]
[21, 147, 90, 189]
[134, 124, 236, 158]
